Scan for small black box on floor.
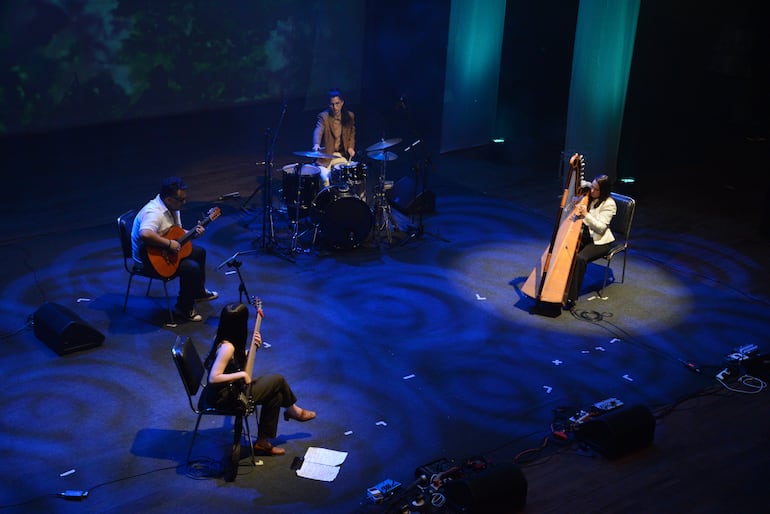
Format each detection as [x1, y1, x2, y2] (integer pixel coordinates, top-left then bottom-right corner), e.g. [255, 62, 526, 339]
[385, 176, 435, 215]
[33, 302, 105, 355]
[576, 404, 655, 459]
[442, 461, 527, 513]
[744, 353, 770, 380]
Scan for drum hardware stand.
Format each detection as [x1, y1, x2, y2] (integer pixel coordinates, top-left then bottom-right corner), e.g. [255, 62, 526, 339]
[288, 163, 303, 253]
[291, 221, 316, 253]
[288, 150, 339, 254]
[310, 220, 320, 251]
[371, 157, 399, 244]
[365, 138, 403, 245]
[289, 164, 316, 254]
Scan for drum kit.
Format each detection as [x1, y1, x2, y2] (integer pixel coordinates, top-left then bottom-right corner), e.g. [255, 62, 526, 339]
[280, 138, 403, 251]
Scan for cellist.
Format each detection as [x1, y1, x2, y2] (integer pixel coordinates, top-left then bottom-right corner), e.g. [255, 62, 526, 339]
[202, 303, 316, 456]
[566, 174, 617, 308]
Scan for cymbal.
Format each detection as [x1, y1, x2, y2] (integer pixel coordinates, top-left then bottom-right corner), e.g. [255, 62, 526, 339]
[368, 150, 398, 162]
[365, 138, 402, 152]
[293, 150, 338, 159]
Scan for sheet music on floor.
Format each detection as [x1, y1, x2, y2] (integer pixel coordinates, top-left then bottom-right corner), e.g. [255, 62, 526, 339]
[296, 447, 348, 482]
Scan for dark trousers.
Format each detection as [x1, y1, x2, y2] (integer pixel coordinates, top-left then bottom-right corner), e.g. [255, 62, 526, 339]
[176, 245, 207, 311]
[568, 232, 610, 302]
[137, 244, 207, 311]
[246, 374, 298, 439]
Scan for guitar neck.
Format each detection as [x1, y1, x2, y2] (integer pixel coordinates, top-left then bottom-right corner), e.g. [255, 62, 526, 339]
[176, 216, 213, 245]
[243, 312, 262, 379]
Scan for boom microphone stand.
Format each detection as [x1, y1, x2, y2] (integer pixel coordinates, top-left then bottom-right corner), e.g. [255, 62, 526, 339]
[216, 252, 253, 304]
[245, 101, 294, 262]
[261, 126, 276, 249]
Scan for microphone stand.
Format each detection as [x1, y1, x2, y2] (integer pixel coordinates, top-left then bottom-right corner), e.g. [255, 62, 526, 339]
[261, 126, 275, 249]
[253, 101, 294, 262]
[230, 259, 250, 304]
[397, 98, 448, 247]
[216, 251, 258, 303]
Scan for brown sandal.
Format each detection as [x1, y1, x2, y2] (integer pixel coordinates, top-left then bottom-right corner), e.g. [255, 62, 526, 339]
[283, 408, 316, 422]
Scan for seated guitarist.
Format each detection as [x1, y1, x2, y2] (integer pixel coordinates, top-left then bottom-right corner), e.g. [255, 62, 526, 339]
[131, 176, 218, 322]
[203, 303, 316, 456]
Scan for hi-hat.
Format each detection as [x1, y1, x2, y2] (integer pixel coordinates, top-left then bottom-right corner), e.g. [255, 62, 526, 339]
[365, 138, 402, 152]
[368, 151, 398, 161]
[293, 150, 338, 159]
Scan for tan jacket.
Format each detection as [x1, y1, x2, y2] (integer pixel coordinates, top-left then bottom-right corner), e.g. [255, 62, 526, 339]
[312, 110, 355, 167]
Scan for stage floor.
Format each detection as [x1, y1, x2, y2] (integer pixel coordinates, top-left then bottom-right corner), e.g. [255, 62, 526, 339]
[1, 113, 769, 513]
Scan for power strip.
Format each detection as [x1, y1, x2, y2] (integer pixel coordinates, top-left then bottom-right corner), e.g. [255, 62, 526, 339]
[727, 344, 760, 362]
[367, 479, 401, 504]
[570, 398, 625, 425]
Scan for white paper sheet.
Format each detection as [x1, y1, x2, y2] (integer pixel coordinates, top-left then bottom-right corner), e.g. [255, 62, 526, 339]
[296, 447, 349, 482]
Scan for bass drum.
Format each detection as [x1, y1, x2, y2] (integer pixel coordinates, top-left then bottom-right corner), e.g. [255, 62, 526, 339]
[312, 186, 373, 250]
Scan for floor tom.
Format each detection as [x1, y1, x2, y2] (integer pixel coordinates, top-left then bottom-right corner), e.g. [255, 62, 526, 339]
[281, 163, 321, 216]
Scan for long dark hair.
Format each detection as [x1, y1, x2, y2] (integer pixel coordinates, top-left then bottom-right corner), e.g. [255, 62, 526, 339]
[203, 303, 249, 369]
[591, 174, 612, 208]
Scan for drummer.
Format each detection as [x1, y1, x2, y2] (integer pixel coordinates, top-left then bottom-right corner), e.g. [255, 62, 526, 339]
[312, 88, 356, 187]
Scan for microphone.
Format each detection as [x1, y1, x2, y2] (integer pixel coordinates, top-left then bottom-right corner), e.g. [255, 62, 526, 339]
[218, 192, 240, 200]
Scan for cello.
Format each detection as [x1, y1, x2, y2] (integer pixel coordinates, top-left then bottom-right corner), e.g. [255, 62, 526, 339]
[224, 297, 264, 482]
[521, 153, 587, 307]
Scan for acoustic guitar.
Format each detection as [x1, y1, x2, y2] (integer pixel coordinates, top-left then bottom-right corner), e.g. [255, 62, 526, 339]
[146, 207, 220, 277]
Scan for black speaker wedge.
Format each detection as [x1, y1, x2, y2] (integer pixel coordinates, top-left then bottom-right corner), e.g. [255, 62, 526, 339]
[576, 404, 655, 459]
[33, 302, 105, 355]
[385, 176, 435, 215]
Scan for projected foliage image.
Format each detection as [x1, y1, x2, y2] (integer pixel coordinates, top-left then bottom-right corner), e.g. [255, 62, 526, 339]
[0, 0, 363, 134]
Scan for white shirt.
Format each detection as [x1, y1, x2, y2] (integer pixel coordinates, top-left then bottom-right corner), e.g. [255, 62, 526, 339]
[131, 194, 181, 262]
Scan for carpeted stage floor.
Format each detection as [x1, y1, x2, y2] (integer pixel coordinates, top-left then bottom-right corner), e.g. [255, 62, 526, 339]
[1, 110, 769, 513]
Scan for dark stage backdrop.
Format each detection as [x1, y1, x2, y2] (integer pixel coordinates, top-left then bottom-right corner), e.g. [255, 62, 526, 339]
[495, 1, 579, 165]
[619, 0, 768, 183]
[0, 0, 365, 135]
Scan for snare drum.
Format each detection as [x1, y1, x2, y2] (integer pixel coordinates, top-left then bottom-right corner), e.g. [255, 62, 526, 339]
[312, 186, 374, 249]
[331, 162, 368, 200]
[281, 163, 321, 215]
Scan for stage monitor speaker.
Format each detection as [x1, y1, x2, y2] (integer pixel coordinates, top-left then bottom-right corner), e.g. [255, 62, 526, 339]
[385, 176, 435, 215]
[576, 404, 655, 459]
[33, 302, 105, 356]
[442, 462, 527, 513]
